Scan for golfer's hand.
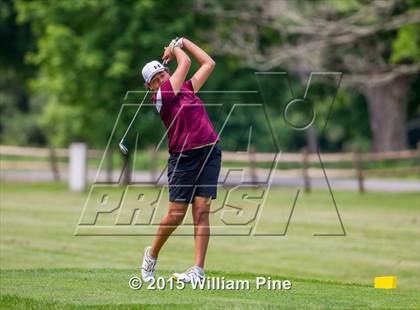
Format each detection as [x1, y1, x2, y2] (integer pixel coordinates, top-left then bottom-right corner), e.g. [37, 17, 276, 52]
[168, 37, 183, 50]
[162, 46, 173, 64]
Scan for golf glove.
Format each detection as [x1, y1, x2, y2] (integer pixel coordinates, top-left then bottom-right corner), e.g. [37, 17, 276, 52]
[169, 37, 183, 52]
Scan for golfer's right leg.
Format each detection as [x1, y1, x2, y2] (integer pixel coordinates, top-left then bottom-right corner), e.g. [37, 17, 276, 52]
[151, 202, 188, 257]
[141, 202, 187, 282]
[141, 148, 195, 282]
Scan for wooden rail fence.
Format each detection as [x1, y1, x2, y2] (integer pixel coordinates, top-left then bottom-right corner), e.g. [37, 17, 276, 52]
[1, 144, 418, 193]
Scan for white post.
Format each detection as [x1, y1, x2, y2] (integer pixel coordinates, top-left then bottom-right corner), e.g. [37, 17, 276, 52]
[69, 142, 87, 192]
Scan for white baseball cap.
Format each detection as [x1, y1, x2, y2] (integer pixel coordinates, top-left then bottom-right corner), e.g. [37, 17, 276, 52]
[142, 60, 166, 83]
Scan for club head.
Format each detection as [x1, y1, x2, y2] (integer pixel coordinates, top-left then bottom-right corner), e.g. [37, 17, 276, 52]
[119, 142, 128, 155]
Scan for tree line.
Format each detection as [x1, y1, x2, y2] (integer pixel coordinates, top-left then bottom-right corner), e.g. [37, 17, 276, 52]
[1, 0, 419, 153]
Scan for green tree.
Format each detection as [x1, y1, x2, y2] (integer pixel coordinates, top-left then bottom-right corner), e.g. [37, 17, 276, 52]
[0, 0, 42, 145]
[15, 0, 209, 148]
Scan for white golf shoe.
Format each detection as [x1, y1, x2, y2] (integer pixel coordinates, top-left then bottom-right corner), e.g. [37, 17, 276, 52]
[172, 266, 205, 284]
[141, 246, 157, 283]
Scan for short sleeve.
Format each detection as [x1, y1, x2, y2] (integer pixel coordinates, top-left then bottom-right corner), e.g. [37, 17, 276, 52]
[184, 79, 194, 92]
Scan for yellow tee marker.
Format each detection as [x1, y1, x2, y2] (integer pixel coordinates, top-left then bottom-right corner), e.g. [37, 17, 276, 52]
[374, 276, 397, 289]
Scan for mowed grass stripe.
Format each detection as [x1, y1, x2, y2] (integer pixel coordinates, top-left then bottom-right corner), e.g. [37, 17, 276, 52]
[1, 181, 419, 309]
[1, 269, 419, 309]
[0, 182, 419, 288]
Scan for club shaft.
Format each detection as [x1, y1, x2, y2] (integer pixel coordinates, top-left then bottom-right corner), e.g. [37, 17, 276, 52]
[119, 58, 166, 146]
[120, 90, 149, 142]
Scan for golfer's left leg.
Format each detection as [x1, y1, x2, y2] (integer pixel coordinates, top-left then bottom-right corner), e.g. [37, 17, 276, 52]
[192, 196, 211, 268]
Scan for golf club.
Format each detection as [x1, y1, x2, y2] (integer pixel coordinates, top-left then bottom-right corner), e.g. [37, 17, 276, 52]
[118, 89, 149, 155]
[119, 59, 168, 155]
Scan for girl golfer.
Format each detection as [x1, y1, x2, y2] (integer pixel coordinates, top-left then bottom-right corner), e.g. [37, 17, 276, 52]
[140, 38, 221, 283]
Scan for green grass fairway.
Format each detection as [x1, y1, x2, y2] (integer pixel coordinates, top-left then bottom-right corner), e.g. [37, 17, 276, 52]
[1, 269, 419, 309]
[1, 181, 419, 309]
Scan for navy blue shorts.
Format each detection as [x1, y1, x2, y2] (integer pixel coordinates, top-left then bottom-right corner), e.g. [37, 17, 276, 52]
[167, 143, 222, 203]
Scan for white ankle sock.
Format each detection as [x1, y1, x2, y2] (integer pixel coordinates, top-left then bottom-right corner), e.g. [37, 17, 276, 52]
[147, 248, 157, 260]
[194, 266, 204, 274]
